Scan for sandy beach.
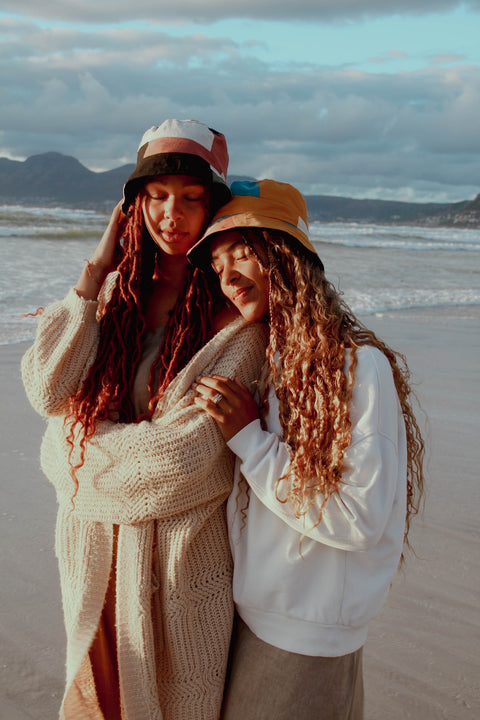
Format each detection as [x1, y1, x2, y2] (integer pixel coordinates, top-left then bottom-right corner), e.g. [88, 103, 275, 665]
[1, 307, 479, 719]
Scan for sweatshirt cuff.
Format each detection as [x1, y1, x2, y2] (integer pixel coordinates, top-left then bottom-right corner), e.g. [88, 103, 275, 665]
[227, 418, 263, 461]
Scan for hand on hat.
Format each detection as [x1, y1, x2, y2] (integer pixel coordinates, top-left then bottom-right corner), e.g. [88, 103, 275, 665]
[90, 201, 128, 276]
[75, 201, 127, 300]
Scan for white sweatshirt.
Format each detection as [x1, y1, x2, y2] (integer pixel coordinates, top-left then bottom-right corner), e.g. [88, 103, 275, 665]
[226, 345, 407, 658]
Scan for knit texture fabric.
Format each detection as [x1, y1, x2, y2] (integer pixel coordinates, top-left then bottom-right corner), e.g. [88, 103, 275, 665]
[21, 287, 267, 720]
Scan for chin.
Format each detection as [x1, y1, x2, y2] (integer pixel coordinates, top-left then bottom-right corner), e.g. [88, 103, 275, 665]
[239, 307, 267, 323]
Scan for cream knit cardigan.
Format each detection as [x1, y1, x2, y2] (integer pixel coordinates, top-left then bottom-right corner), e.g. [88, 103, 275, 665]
[21, 287, 267, 720]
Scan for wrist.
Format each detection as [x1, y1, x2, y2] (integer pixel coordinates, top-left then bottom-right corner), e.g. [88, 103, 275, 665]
[84, 258, 108, 285]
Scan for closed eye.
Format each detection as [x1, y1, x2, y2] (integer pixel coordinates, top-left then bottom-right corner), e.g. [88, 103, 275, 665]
[211, 263, 223, 276]
[212, 253, 248, 276]
[146, 190, 205, 202]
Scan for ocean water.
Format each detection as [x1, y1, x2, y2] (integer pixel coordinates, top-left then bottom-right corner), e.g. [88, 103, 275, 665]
[1, 204, 480, 345]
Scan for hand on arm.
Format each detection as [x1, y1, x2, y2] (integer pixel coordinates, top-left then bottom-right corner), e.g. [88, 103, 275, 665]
[194, 375, 260, 441]
[75, 201, 127, 300]
[57, 322, 267, 523]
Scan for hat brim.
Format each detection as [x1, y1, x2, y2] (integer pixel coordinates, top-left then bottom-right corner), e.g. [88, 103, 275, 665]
[188, 210, 320, 270]
[121, 153, 231, 214]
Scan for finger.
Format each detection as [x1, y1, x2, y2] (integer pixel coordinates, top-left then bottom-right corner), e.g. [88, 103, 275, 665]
[195, 376, 229, 392]
[193, 394, 228, 420]
[212, 375, 253, 396]
[197, 376, 251, 406]
[194, 379, 228, 406]
[194, 381, 225, 405]
[194, 378, 232, 406]
[218, 380, 254, 407]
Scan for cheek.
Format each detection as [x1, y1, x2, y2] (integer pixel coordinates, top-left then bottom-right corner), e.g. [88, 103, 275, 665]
[184, 203, 208, 231]
[219, 280, 230, 300]
[258, 271, 269, 301]
[260, 283, 270, 314]
[196, 204, 209, 228]
[142, 197, 159, 226]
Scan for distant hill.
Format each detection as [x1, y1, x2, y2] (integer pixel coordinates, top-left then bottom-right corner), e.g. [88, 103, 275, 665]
[0, 152, 134, 209]
[0, 152, 478, 227]
[414, 193, 480, 228]
[305, 194, 470, 226]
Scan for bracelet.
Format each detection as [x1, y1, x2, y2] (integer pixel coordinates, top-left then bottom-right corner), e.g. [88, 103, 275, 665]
[84, 259, 105, 285]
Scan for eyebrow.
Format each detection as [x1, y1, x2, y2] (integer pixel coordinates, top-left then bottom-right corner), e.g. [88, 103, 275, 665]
[211, 239, 246, 262]
[147, 180, 205, 190]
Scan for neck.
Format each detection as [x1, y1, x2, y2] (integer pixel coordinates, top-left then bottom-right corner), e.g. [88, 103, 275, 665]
[154, 253, 190, 291]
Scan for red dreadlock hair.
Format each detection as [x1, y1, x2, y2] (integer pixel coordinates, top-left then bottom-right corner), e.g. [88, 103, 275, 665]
[65, 192, 222, 497]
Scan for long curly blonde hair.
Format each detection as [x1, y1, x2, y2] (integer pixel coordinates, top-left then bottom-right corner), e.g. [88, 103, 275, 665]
[245, 228, 425, 551]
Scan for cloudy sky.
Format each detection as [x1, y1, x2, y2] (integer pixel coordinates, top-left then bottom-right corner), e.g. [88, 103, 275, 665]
[1, 1, 479, 203]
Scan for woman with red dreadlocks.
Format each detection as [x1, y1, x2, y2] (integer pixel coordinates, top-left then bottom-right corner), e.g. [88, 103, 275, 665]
[191, 180, 425, 720]
[21, 120, 267, 720]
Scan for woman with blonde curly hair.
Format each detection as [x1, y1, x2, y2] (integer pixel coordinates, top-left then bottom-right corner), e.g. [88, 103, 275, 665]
[21, 121, 267, 720]
[191, 179, 425, 719]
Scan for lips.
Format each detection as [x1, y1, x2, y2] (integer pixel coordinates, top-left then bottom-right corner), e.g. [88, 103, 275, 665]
[162, 229, 187, 243]
[232, 286, 251, 303]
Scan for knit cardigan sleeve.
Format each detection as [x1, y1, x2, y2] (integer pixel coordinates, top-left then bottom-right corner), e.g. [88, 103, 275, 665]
[40, 319, 268, 524]
[21, 288, 101, 416]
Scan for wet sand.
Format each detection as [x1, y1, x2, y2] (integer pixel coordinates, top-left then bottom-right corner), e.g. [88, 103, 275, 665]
[1, 306, 479, 718]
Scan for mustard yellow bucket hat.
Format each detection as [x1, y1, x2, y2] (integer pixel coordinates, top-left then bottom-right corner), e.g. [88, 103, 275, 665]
[188, 179, 323, 270]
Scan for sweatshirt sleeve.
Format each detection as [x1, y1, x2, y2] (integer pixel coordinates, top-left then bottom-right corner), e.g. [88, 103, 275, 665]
[46, 322, 268, 524]
[228, 347, 404, 551]
[21, 288, 100, 417]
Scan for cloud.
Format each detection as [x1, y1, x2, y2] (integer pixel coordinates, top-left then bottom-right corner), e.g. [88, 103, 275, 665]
[0, 17, 479, 202]
[1, 1, 480, 24]
[368, 50, 409, 64]
[219, 64, 480, 200]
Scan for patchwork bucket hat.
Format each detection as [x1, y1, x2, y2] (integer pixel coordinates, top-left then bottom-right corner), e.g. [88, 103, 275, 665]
[122, 119, 231, 213]
[188, 179, 323, 270]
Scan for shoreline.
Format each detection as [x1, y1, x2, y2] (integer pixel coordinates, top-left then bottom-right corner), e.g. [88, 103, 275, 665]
[1, 307, 479, 719]
[2, 302, 479, 349]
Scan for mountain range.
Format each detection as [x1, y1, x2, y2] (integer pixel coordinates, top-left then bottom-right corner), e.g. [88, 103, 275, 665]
[1, 151, 479, 227]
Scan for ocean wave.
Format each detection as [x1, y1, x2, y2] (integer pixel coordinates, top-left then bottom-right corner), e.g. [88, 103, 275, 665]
[311, 222, 480, 252]
[0, 226, 105, 240]
[0, 205, 108, 240]
[2, 215, 478, 344]
[0, 204, 108, 220]
[348, 288, 480, 315]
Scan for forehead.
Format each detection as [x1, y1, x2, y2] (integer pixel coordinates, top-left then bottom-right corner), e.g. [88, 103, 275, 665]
[144, 174, 206, 191]
[210, 230, 246, 260]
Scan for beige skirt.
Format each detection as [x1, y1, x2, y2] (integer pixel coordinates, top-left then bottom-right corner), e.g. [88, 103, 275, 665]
[221, 615, 364, 720]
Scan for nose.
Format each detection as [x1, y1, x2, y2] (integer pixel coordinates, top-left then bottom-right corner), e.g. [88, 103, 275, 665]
[221, 259, 240, 286]
[164, 195, 183, 222]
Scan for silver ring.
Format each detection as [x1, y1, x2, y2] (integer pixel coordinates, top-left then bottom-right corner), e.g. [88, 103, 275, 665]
[213, 392, 223, 405]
